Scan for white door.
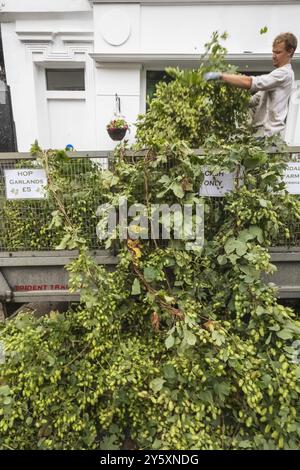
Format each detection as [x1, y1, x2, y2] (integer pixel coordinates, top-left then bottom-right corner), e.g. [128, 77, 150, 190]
[35, 65, 95, 151]
[48, 98, 88, 150]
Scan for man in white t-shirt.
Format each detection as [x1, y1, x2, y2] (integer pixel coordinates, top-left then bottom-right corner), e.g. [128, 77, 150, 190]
[204, 32, 298, 138]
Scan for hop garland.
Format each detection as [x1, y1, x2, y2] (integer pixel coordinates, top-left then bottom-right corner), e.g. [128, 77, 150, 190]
[0, 32, 300, 450]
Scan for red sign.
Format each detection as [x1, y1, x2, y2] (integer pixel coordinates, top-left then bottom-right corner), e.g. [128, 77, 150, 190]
[15, 284, 68, 291]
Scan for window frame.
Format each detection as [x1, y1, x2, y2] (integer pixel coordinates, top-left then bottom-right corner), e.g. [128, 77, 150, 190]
[45, 68, 85, 92]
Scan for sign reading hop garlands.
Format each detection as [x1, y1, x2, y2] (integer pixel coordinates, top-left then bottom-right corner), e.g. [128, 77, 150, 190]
[199, 163, 300, 197]
[4, 169, 47, 200]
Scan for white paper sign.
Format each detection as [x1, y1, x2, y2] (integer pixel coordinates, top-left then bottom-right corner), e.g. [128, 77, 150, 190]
[199, 163, 300, 197]
[199, 168, 235, 197]
[283, 163, 300, 194]
[4, 169, 47, 200]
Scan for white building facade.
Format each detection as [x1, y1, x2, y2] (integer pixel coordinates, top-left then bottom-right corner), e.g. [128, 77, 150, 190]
[0, 0, 300, 152]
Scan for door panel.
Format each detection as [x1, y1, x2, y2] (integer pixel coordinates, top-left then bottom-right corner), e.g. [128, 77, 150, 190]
[47, 99, 88, 150]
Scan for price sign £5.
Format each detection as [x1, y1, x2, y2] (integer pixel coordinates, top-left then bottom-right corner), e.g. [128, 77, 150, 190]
[4, 169, 47, 200]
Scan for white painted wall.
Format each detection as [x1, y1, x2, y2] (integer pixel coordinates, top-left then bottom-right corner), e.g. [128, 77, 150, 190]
[1, 1, 300, 150]
[1, 12, 95, 151]
[92, 3, 300, 56]
[140, 4, 300, 54]
[0, 0, 91, 13]
[95, 65, 141, 150]
[93, 4, 140, 53]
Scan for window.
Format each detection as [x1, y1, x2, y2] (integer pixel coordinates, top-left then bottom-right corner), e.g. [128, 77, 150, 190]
[46, 69, 85, 91]
[146, 71, 172, 105]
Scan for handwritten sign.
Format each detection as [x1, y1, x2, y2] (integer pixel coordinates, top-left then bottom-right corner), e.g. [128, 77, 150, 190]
[200, 163, 300, 196]
[4, 169, 47, 200]
[199, 168, 235, 197]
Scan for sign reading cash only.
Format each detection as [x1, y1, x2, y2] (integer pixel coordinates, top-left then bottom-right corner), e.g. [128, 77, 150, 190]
[199, 168, 236, 197]
[4, 169, 47, 200]
[199, 163, 300, 196]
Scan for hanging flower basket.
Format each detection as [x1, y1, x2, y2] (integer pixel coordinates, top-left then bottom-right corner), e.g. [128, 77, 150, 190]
[107, 118, 129, 141]
[107, 127, 128, 141]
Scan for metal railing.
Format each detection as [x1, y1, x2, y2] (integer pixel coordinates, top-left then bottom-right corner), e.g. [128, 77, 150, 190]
[0, 151, 110, 252]
[1, 147, 300, 252]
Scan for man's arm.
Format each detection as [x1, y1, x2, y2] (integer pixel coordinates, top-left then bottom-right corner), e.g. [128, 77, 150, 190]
[204, 71, 252, 89]
[204, 68, 290, 92]
[221, 73, 252, 90]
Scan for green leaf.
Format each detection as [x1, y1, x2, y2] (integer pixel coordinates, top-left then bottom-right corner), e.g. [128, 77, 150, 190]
[239, 440, 252, 448]
[269, 325, 280, 332]
[15, 316, 33, 331]
[224, 238, 247, 257]
[165, 257, 176, 267]
[249, 225, 262, 236]
[163, 364, 176, 379]
[256, 306, 266, 316]
[235, 241, 247, 257]
[211, 330, 225, 346]
[277, 329, 293, 340]
[156, 188, 169, 199]
[150, 377, 166, 393]
[3, 396, 12, 405]
[266, 333, 272, 345]
[164, 295, 175, 304]
[46, 355, 55, 367]
[48, 210, 63, 229]
[239, 226, 264, 244]
[228, 254, 238, 264]
[165, 335, 175, 350]
[171, 182, 184, 199]
[285, 321, 300, 335]
[109, 424, 120, 434]
[83, 430, 97, 447]
[100, 434, 120, 450]
[238, 229, 254, 242]
[214, 381, 230, 401]
[248, 225, 264, 243]
[158, 175, 170, 184]
[262, 374, 272, 386]
[224, 238, 237, 255]
[217, 255, 227, 266]
[260, 26, 268, 35]
[144, 266, 158, 282]
[56, 233, 71, 250]
[199, 390, 213, 405]
[152, 439, 163, 450]
[0, 385, 10, 396]
[131, 278, 141, 295]
[259, 198, 268, 208]
[185, 330, 197, 346]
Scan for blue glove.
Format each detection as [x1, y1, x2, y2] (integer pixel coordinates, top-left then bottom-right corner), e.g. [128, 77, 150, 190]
[204, 72, 222, 81]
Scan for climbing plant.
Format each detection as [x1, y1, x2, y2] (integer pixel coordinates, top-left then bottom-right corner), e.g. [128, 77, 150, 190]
[0, 32, 300, 450]
[136, 31, 250, 150]
[0, 145, 106, 251]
